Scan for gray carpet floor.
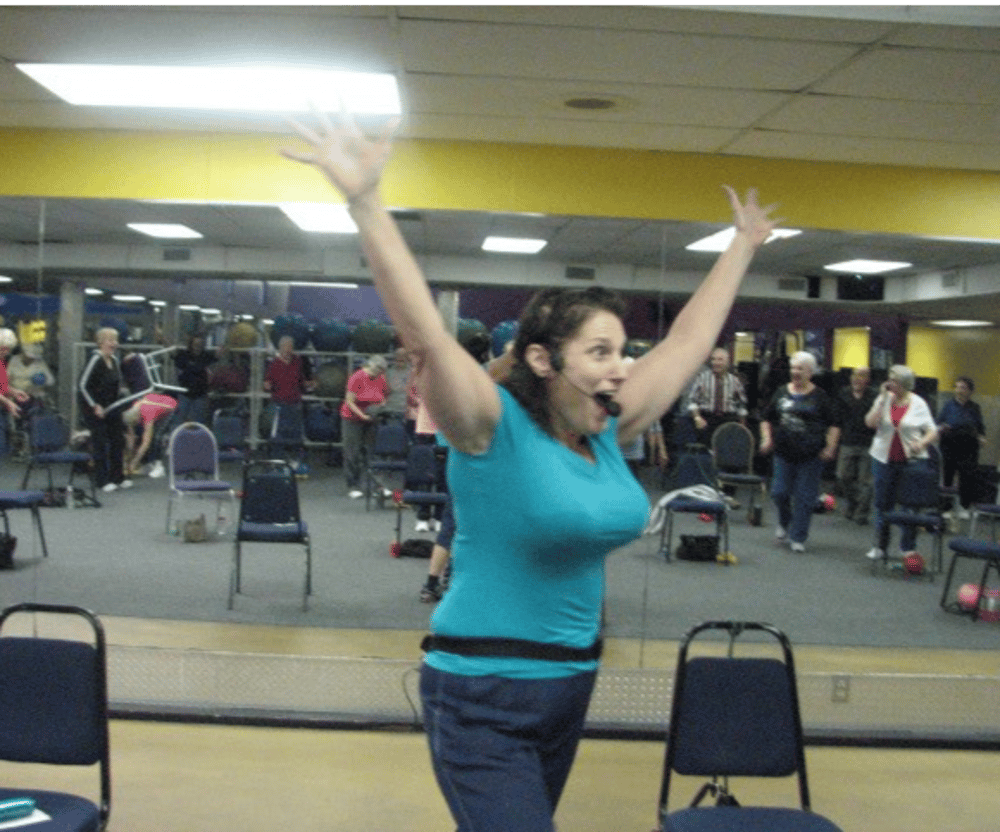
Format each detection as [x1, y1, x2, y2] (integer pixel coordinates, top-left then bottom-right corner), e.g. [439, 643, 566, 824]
[2, 454, 998, 651]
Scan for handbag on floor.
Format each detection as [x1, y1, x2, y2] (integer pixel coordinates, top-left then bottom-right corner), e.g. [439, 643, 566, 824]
[676, 534, 719, 562]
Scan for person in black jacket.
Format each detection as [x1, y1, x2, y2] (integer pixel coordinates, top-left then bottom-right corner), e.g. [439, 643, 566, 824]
[78, 327, 132, 492]
[172, 334, 216, 426]
[835, 367, 877, 525]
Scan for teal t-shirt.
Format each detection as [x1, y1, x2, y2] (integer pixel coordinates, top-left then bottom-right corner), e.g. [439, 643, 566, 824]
[425, 386, 650, 679]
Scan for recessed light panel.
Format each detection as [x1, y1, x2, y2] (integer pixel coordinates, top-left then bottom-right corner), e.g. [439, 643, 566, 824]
[482, 236, 547, 254]
[824, 259, 911, 274]
[686, 227, 801, 253]
[128, 223, 202, 239]
[16, 64, 401, 115]
[280, 204, 358, 234]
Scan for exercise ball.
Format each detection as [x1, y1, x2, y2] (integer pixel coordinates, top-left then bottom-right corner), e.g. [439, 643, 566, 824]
[957, 583, 981, 611]
[903, 551, 925, 576]
[625, 339, 653, 358]
[310, 319, 352, 353]
[270, 313, 311, 349]
[225, 321, 259, 349]
[351, 319, 395, 353]
[490, 320, 518, 358]
[313, 360, 348, 398]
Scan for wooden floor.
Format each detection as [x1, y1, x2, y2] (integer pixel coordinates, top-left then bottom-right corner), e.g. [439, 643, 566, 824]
[1, 720, 997, 832]
[1, 616, 998, 831]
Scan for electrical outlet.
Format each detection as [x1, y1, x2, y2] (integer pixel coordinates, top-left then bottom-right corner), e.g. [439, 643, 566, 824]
[831, 675, 850, 703]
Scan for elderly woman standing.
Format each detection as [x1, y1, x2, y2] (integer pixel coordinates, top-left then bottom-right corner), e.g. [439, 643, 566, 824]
[79, 327, 132, 492]
[937, 376, 986, 520]
[864, 364, 939, 560]
[339, 354, 389, 498]
[759, 351, 840, 553]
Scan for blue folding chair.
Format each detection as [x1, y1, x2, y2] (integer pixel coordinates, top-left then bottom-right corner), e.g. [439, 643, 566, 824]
[21, 413, 100, 508]
[366, 419, 410, 511]
[658, 621, 842, 832]
[165, 422, 236, 535]
[878, 447, 945, 575]
[230, 460, 311, 611]
[0, 602, 111, 832]
[657, 446, 728, 561]
[393, 444, 448, 545]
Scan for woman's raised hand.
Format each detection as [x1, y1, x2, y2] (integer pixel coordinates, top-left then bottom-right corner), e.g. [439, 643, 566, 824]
[723, 185, 781, 249]
[281, 106, 399, 205]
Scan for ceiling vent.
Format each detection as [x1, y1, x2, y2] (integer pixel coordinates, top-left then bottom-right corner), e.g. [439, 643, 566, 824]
[162, 247, 191, 262]
[565, 265, 596, 280]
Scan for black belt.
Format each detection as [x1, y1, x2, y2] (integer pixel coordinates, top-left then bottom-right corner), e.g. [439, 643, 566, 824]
[421, 634, 603, 663]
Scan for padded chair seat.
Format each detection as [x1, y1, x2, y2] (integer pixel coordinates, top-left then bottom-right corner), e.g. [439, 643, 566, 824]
[663, 806, 843, 832]
[237, 521, 308, 542]
[666, 496, 727, 514]
[401, 490, 449, 506]
[34, 451, 91, 464]
[717, 472, 764, 486]
[881, 510, 944, 528]
[0, 490, 45, 508]
[173, 480, 233, 493]
[0, 787, 100, 832]
[948, 537, 1000, 559]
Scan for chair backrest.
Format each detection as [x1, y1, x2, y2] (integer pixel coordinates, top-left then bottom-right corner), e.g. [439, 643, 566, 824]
[404, 444, 440, 490]
[239, 461, 302, 525]
[372, 421, 409, 457]
[212, 413, 247, 450]
[0, 603, 110, 824]
[29, 412, 69, 452]
[711, 422, 754, 473]
[671, 448, 717, 489]
[897, 446, 942, 510]
[660, 621, 811, 815]
[168, 422, 221, 481]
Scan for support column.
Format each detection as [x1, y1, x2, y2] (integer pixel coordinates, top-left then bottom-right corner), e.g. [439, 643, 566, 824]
[58, 280, 85, 423]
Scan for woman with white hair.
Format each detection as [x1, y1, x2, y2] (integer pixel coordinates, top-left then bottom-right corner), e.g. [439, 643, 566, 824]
[863, 364, 938, 560]
[78, 327, 132, 492]
[759, 350, 841, 553]
[339, 354, 389, 498]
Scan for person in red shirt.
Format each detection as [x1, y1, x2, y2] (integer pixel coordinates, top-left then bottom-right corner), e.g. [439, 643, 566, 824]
[264, 335, 315, 464]
[339, 354, 389, 498]
[123, 392, 178, 477]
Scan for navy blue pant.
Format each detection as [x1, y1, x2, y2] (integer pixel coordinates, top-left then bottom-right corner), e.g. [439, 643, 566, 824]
[420, 664, 596, 832]
[872, 458, 919, 552]
[770, 454, 824, 544]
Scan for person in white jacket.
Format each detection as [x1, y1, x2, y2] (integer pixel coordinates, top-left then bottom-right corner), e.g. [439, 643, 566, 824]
[864, 364, 938, 560]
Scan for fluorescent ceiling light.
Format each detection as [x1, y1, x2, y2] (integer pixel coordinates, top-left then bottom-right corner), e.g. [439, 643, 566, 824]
[686, 227, 801, 253]
[929, 319, 994, 328]
[286, 281, 359, 289]
[178, 304, 201, 311]
[280, 203, 357, 234]
[148, 300, 167, 307]
[85, 288, 104, 296]
[128, 223, 203, 240]
[200, 308, 221, 316]
[112, 294, 146, 302]
[823, 259, 911, 274]
[0, 275, 13, 284]
[16, 64, 401, 115]
[482, 236, 548, 254]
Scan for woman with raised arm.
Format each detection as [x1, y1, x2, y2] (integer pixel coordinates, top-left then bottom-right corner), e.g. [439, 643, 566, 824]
[282, 111, 778, 832]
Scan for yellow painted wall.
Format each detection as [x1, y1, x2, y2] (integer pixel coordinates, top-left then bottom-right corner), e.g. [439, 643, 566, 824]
[907, 325, 1000, 398]
[0, 127, 999, 237]
[832, 328, 871, 372]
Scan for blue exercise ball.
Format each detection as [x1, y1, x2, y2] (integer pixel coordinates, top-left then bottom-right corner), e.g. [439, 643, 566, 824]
[310, 319, 353, 353]
[491, 320, 519, 358]
[270, 314, 311, 350]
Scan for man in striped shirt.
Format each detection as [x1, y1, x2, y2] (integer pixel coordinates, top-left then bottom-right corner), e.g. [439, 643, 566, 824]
[687, 347, 748, 446]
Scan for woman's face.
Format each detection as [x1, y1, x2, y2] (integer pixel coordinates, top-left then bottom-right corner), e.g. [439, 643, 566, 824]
[954, 380, 972, 403]
[278, 337, 294, 358]
[886, 373, 906, 396]
[99, 333, 119, 355]
[789, 358, 813, 385]
[548, 309, 627, 437]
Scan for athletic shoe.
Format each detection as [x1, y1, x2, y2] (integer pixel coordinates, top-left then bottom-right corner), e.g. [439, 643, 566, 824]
[381, 488, 393, 498]
[419, 585, 443, 603]
[865, 547, 884, 560]
[775, 526, 787, 542]
[120, 479, 134, 489]
[347, 489, 364, 499]
[790, 541, 805, 553]
[101, 483, 118, 493]
[415, 520, 430, 532]
[148, 460, 165, 479]
[957, 508, 971, 520]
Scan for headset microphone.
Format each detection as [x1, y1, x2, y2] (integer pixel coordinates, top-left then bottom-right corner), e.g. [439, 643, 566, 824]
[593, 392, 622, 417]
